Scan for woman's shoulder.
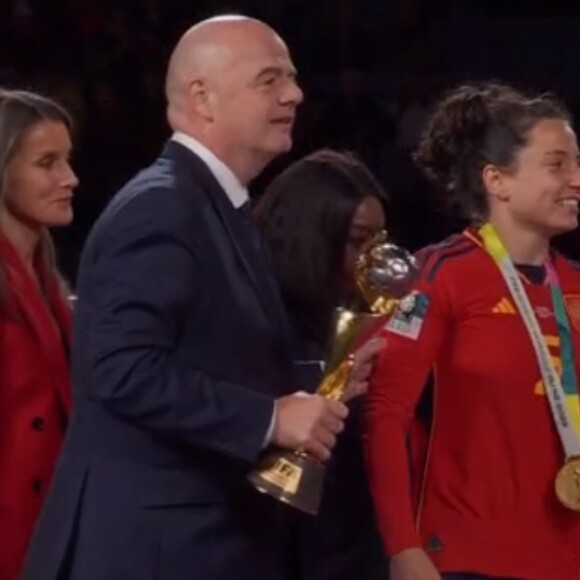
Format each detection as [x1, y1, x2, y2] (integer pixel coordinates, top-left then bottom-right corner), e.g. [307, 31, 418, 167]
[415, 231, 480, 285]
[554, 252, 580, 286]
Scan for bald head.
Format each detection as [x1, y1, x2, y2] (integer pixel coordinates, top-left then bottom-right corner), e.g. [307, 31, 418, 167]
[165, 16, 282, 106]
[164, 15, 302, 184]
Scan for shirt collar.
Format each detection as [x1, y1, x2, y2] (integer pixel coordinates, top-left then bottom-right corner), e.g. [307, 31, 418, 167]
[171, 131, 249, 209]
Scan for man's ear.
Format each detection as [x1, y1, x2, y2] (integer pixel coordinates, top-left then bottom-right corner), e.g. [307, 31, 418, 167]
[187, 77, 214, 121]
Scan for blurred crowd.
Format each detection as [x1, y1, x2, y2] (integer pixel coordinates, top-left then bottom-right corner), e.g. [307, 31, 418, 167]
[2, 0, 580, 283]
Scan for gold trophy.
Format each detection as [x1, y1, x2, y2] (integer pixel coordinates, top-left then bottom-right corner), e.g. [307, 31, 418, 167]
[247, 230, 418, 515]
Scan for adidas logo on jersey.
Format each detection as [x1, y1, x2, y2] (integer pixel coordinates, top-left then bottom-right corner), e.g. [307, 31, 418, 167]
[492, 298, 553, 318]
[492, 298, 516, 314]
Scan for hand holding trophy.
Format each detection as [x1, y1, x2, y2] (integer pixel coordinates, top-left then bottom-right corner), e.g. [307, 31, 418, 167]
[247, 230, 418, 515]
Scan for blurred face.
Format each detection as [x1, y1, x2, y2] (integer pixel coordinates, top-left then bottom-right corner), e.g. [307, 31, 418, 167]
[494, 118, 580, 236]
[2, 120, 78, 229]
[343, 196, 385, 289]
[208, 28, 303, 161]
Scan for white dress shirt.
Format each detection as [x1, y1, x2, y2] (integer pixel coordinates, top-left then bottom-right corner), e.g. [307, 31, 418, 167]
[171, 132, 248, 209]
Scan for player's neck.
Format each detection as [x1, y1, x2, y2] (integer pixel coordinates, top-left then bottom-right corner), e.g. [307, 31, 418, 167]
[488, 215, 550, 266]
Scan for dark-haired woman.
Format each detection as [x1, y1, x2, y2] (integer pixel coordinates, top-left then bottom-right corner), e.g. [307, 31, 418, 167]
[366, 81, 580, 580]
[256, 149, 388, 580]
[0, 89, 78, 579]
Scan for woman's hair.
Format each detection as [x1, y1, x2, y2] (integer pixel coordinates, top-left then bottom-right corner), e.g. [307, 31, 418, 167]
[255, 149, 388, 347]
[414, 81, 571, 221]
[0, 89, 73, 315]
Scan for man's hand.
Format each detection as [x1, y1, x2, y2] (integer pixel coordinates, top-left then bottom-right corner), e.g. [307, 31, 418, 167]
[390, 548, 441, 580]
[272, 393, 348, 462]
[341, 337, 386, 403]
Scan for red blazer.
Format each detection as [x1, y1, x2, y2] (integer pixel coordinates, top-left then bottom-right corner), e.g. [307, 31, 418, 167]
[0, 236, 72, 580]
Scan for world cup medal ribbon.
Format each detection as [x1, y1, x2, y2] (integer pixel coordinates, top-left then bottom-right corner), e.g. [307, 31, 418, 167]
[564, 294, 580, 334]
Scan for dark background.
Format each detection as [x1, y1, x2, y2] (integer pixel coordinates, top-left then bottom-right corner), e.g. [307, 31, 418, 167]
[2, 0, 579, 285]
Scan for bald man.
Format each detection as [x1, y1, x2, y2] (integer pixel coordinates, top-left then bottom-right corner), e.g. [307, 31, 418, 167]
[21, 15, 352, 580]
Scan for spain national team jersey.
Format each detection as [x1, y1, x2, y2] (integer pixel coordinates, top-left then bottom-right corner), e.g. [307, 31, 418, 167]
[365, 230, 580, 580]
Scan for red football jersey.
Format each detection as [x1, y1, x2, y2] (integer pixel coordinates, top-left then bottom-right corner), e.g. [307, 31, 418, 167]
[366, 230, 580, 580]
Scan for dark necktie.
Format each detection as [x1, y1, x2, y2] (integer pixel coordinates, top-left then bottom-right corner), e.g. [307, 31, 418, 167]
[237, 201, 292, 346]
[238, 200, 253, 221]
[238, 200, 261, 250]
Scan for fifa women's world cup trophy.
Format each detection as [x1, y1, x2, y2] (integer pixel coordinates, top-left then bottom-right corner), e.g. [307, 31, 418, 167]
[247, 230, 418, 514]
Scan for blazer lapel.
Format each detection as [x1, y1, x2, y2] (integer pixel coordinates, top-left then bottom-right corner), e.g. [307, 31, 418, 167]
[162, 141, 292, 350]
[43, 273, 73, 409]
[216, 198, 293, 345]
[0, 236, 72, 413]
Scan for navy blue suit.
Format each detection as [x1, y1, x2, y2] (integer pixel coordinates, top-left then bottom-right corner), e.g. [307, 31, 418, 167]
[21, 142, 298, 580]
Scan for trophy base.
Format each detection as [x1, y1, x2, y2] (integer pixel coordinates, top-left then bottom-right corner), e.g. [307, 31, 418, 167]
[247, 449, 326, 515]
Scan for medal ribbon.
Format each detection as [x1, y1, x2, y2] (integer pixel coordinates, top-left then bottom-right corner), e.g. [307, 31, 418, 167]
[479, 223, 580, 459]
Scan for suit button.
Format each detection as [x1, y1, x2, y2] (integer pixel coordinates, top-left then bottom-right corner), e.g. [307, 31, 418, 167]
[31, 417, 45, 431]
[32, 478, 44, 493]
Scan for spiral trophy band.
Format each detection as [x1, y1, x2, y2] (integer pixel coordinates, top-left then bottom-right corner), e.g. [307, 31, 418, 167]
[247, 230, 418, 515]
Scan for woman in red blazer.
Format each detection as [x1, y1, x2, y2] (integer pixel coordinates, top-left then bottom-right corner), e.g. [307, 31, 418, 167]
[0, 89, 78, 580]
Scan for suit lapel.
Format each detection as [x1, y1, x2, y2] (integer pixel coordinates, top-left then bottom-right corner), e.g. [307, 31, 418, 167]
[0, 236, 72, 413]
[162, 141, 292, 350]
[216, 198, 293, 345]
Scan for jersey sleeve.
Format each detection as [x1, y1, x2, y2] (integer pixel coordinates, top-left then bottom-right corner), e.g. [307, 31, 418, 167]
[364, 245, 455, 556]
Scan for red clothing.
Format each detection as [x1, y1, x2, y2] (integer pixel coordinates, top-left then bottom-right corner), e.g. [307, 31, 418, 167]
[0, 236, 72, 580]
[366, 231, 580, 580]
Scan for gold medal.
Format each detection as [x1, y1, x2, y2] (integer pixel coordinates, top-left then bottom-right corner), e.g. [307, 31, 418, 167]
[555, 457, 580, 510]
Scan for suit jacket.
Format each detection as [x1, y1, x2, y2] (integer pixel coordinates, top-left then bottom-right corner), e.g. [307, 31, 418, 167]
[0, 236, 71, 580]
[22, 142, 298, 580]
